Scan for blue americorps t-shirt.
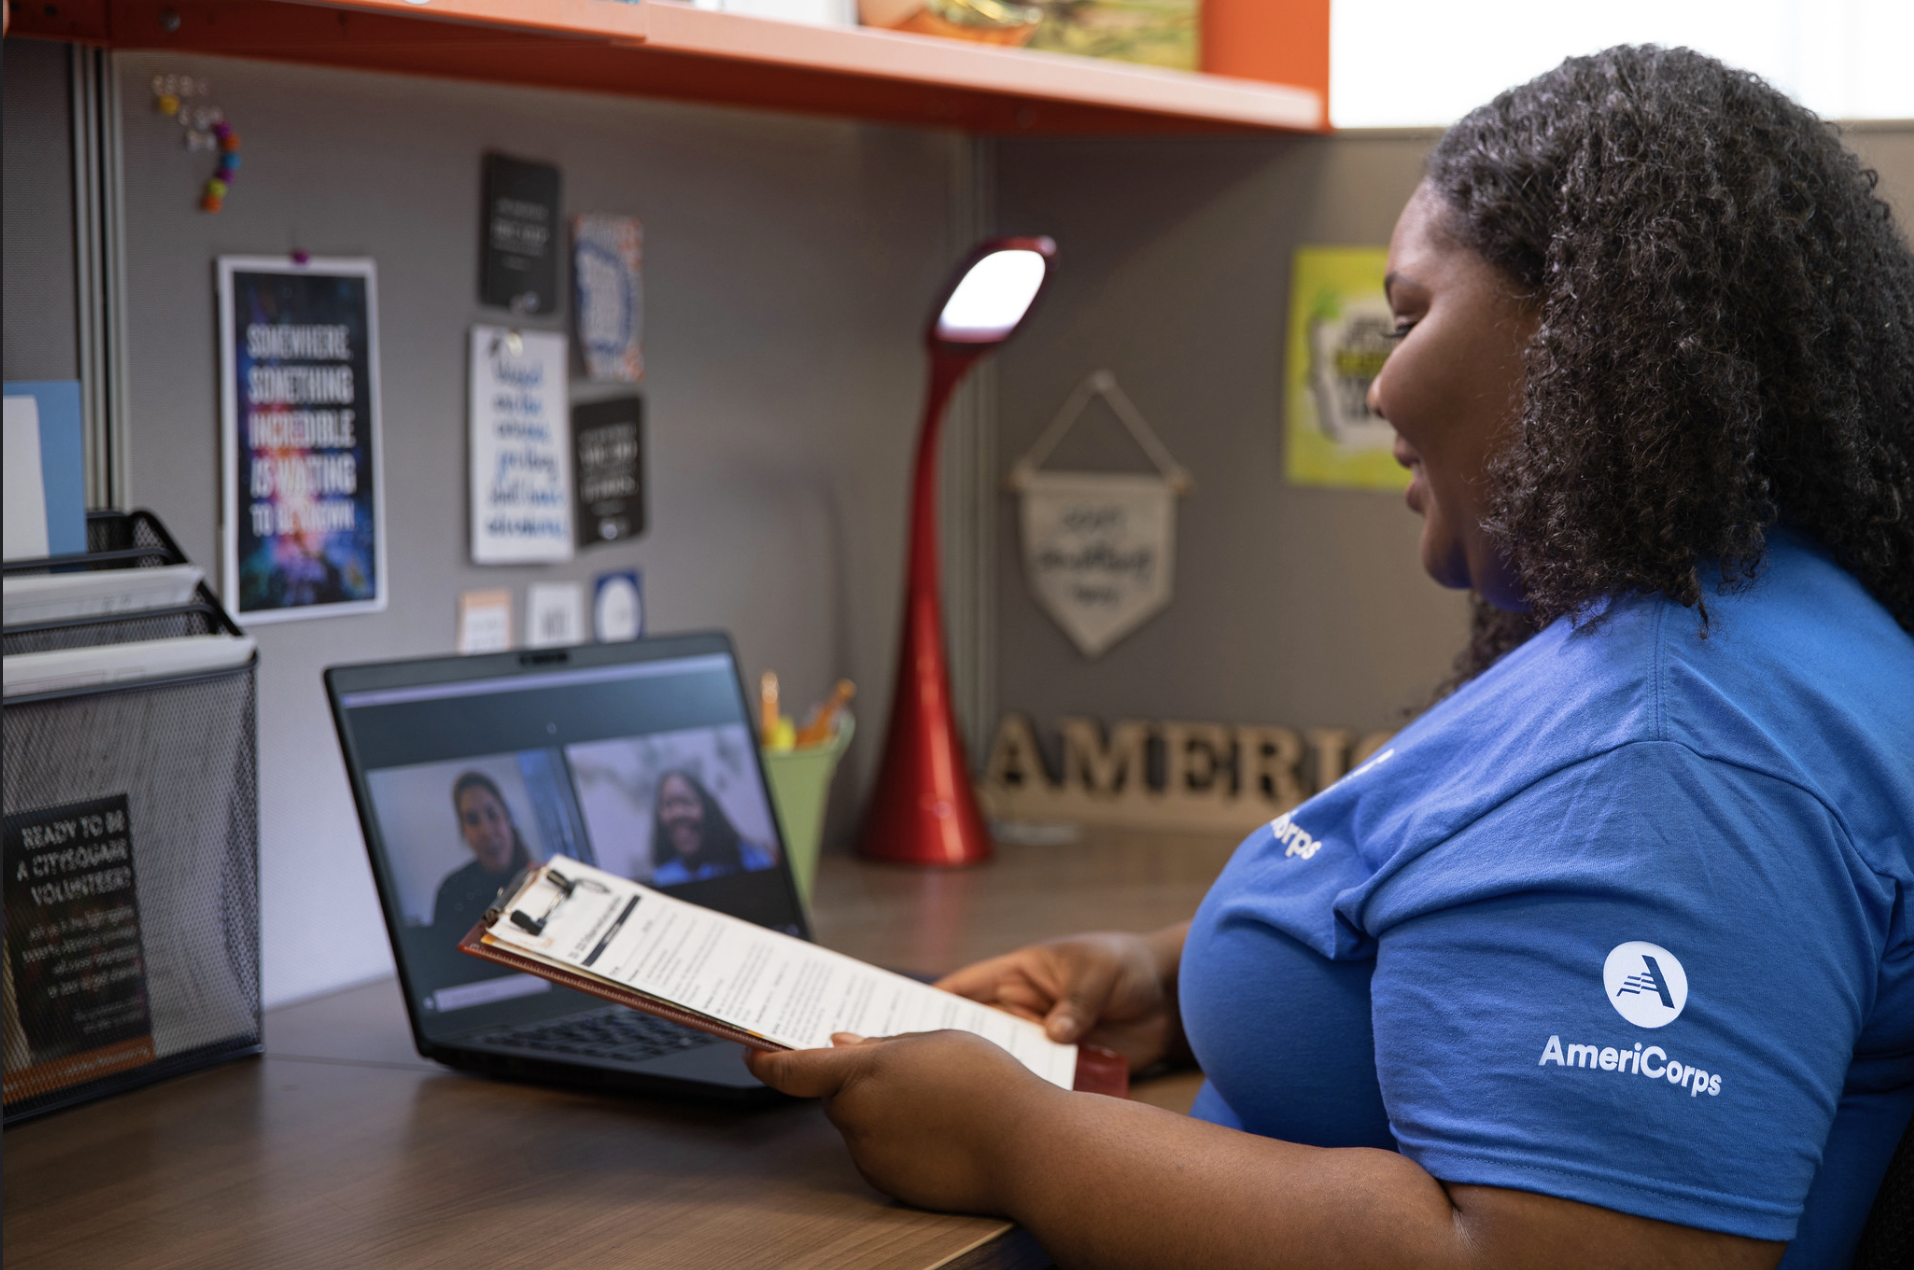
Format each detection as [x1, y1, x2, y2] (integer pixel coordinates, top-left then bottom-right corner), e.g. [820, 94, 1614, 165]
[1179, 529, 1914, 1265]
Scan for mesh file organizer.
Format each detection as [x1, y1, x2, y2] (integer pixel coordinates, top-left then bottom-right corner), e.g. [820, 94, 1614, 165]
[3, 511, 261, 1124]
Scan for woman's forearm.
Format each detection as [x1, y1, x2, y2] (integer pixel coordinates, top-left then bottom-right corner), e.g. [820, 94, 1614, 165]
[1143, 921, 1192, 1066]
[990, 1085, 1777, 1270]
[994, 1089, 1464, 1270]
[1145, 921, 1189, 984]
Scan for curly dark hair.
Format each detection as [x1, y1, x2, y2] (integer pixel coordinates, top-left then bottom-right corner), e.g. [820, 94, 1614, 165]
[1425, 45, 1914, 684]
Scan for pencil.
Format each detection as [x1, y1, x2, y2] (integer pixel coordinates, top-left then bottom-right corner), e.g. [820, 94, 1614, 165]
[759, 671, 780, 745]
[795, 679, 856, 748]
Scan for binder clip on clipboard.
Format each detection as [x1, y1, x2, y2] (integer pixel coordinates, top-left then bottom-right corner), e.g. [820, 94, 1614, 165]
[488, 866, 606, 936]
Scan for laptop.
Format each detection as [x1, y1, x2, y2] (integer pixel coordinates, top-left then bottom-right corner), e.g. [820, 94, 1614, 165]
[325, 632, 810, 1099]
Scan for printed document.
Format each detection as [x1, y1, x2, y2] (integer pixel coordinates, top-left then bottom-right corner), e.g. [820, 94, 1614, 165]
[482, 860, 1079, 1089]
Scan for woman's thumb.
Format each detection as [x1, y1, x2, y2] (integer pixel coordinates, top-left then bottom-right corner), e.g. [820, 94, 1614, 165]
[1042, 960, 1116, 1042]
[1042, 1000, 1086, 1042]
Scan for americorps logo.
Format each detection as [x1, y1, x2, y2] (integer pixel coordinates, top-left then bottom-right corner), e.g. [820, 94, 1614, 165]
[1533, 940, 1720, 1099]
[1604, 941, 1688, 1028]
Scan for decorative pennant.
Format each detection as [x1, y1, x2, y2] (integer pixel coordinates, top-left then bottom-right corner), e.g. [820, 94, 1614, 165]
[1007, 371, 1192, 660]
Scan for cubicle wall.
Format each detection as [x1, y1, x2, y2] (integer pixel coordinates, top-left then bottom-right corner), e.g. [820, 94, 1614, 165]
[6, 35, 1909, 1008]
[992, 130, 1466, 748]
[8, 48, 974, 1006]
[3, 41, 80, 383]
[989, 122, 1914, 761]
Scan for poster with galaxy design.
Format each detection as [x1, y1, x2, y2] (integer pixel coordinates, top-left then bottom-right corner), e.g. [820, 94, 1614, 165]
[218, 257, 385, 622]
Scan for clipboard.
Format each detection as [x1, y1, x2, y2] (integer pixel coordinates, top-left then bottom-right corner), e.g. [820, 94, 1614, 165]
[458, 870, 1128, 1098]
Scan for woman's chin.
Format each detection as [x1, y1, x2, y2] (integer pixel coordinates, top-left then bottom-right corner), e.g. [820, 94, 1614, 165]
[1419, 535, 1474, 592]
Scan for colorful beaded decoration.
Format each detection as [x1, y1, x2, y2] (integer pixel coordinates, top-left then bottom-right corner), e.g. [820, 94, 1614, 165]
[152, 74, 240, 213]
[203, 121, 242, 213]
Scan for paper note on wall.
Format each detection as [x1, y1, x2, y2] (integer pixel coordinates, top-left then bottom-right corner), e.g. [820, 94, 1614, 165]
[470, 326, 573, 564]
[572, 215, 643, 384]
[4, 381, 86, 559]
[593, 571, 644, 642]
[3, 397, 50, 561]
[1285, 247, 1410, 491]
[526, 582, 584, 649]
[457, 588, 513, 654]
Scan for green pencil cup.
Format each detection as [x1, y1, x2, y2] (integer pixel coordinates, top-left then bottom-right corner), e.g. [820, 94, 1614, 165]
[761, 712, 854, 909]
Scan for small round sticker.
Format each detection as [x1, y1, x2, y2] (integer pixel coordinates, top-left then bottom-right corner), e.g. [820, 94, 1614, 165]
[1603, 941, 1689, 1028]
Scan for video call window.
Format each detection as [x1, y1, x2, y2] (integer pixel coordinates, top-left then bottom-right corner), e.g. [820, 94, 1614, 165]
[364, 749, 592, 940]
[568, 723, 777, 886]
[342, 653, 802, 1021]
[365, 724, 780, 948]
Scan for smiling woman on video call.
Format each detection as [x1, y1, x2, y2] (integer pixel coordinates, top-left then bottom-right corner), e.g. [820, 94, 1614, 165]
[746, 46, 1914, 1269]
[649, 770, 775, 886]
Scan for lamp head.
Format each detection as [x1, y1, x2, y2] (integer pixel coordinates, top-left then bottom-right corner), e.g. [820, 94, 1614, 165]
[929, 236, 1056, 352]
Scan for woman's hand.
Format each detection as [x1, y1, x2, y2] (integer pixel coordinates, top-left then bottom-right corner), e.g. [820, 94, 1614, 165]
[751, 1032, 1784, 1270]
[934, 923, 1191, 1072]
[744, 1031, 1063, 1214]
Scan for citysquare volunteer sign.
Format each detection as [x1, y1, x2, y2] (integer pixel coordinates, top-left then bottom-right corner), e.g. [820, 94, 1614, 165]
[218, 256, 386, 622]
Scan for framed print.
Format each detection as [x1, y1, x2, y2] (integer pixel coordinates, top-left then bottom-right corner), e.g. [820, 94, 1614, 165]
[218, 256, 386, 622]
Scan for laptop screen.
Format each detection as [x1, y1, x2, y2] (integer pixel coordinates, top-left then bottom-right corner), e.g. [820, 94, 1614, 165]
[329, 638, 809, 1038]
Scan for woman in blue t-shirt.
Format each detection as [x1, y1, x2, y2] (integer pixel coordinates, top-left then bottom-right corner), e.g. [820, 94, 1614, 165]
[747, 46, 1914, 1269]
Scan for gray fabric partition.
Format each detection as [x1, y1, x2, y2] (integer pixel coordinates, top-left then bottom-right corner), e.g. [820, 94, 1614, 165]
[991, 131, 1470, 763]
[106, 51, 961, 1005]
[11, 38, 1910, 1008]
[3, 40, 80, 382]
[990, 122, 1914, 786]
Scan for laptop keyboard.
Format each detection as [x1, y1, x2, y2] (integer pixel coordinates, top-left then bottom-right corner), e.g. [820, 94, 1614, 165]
[469, 1006, 719, 1064]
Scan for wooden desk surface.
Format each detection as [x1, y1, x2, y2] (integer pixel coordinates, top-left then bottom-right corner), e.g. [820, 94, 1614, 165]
[2, 831, 1232, 1269]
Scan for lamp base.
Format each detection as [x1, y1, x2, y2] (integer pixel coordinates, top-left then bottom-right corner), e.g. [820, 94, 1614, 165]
[857, 592, 993, 868]
[858, 728, 993, 868]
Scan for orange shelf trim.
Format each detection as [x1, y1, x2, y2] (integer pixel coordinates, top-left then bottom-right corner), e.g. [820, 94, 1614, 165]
[9, 0, 1324, 134]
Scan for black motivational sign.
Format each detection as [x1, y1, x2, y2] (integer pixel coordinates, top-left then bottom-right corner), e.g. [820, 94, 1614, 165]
[481, 152, 561, 314]
[3, 794, 155, 1106]
[573, 395, 645, 547]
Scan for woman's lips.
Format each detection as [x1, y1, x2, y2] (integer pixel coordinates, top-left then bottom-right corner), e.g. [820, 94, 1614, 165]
[1392, 436, 1425, 513]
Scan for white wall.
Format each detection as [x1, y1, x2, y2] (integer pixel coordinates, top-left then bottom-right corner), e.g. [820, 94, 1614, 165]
[1332, 0, 1914, 127]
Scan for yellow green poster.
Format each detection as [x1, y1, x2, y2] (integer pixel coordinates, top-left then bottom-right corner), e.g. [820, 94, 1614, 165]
[1026, 2, 1199, 71]
[1284, 246, 1408, 491]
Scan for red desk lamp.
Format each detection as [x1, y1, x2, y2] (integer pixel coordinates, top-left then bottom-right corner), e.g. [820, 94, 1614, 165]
[858, 236, 1057, 867]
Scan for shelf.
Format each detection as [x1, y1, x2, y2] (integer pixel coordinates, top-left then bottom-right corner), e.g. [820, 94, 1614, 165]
[12, 0, 1324, 135]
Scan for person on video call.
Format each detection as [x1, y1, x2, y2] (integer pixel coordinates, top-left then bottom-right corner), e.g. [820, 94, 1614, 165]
[431, 771, 536, 937]
[649, 770, 773, 886]
[743, 47, 1914, 1270]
